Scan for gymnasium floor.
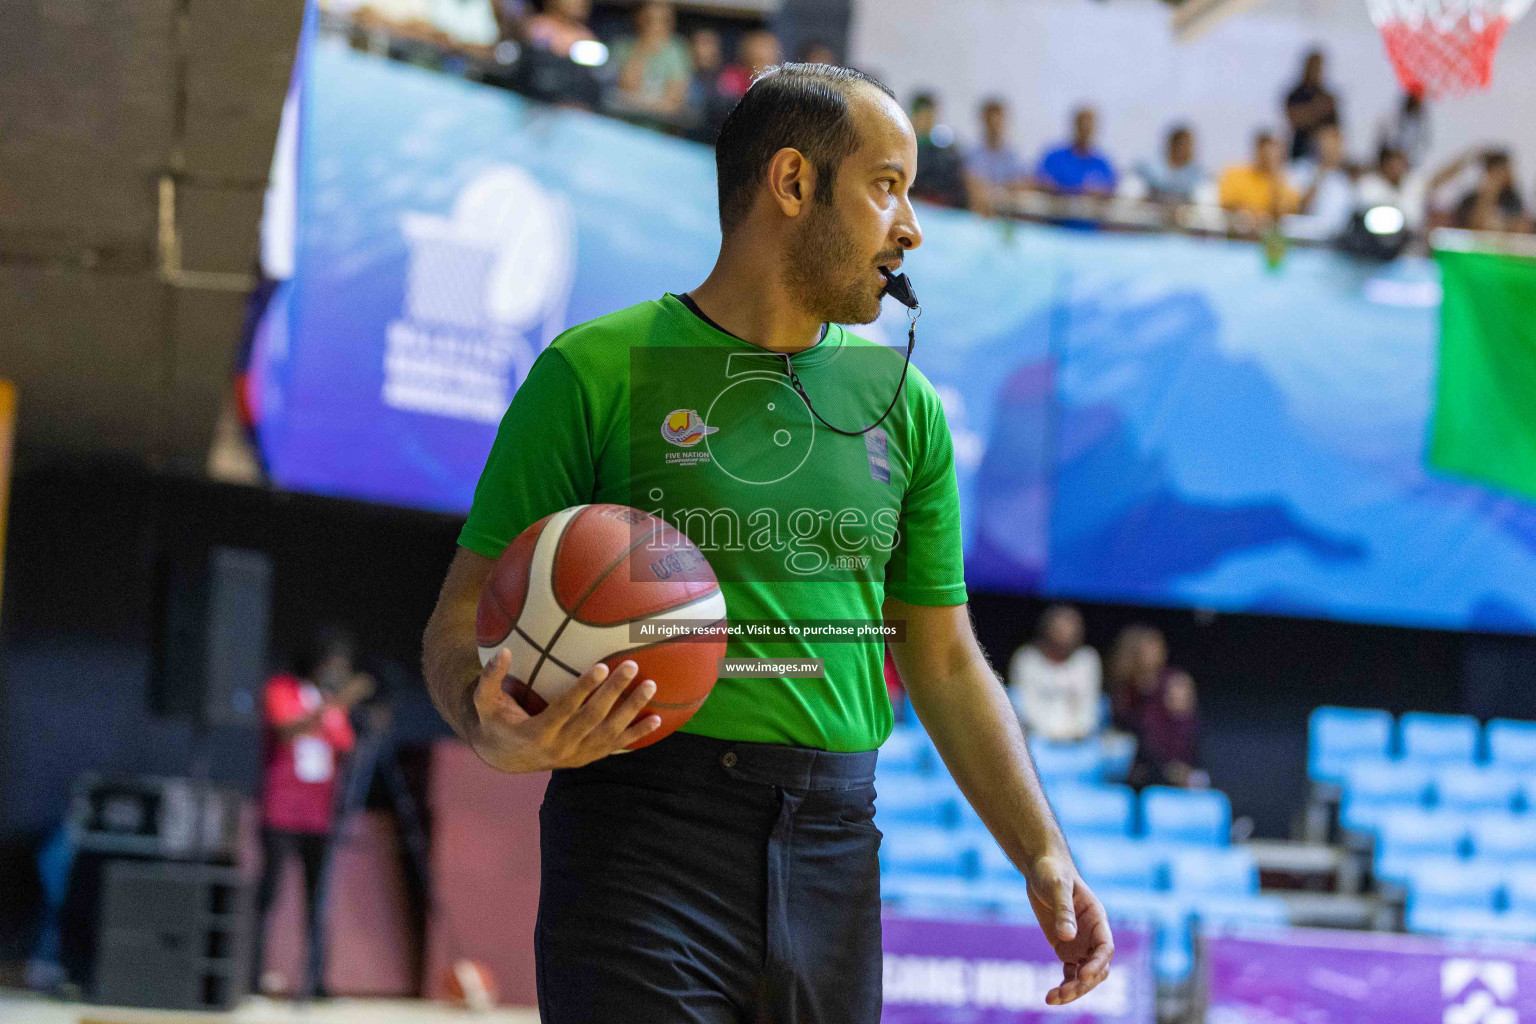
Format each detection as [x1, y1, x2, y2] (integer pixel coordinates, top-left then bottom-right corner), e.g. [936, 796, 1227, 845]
[0, 991, 539, 1024]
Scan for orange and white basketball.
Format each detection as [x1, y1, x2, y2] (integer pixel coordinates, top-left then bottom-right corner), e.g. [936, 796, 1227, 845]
[476, 504, 728, 748]
[442, 958, 498, 1011]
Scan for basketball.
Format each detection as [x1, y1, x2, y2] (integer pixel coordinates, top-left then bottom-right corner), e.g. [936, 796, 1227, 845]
[475, 503, 728, 748]
[441, 958, 498, 1011]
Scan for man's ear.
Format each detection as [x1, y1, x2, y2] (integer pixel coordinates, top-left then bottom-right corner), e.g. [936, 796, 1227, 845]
[766, 147, 816, 218]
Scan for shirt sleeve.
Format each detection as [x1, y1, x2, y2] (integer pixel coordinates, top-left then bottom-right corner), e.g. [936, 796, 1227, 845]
[320, 707, 356, 753]
[884, 381, 968, 607]
[458, 346, 598, 558]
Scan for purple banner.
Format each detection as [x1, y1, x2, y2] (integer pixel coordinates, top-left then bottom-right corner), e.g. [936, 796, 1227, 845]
[882, 915, 1153, 1023]
[1207, 927, 1536, 1023]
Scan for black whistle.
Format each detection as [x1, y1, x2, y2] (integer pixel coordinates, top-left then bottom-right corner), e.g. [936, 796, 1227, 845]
[882, 271, 919, 310]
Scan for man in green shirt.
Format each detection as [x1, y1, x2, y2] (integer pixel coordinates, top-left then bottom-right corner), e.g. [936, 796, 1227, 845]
[423, 63, 1112, 1022]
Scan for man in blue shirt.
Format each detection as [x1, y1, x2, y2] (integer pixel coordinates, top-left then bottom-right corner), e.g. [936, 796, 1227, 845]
[1036, 106, 1117, 195]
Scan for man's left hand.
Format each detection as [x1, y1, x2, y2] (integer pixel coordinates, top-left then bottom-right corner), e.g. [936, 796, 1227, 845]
[1027, 854, 1115, 1006]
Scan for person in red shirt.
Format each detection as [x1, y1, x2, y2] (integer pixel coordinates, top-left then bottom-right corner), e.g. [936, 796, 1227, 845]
[715, 29, 781, 100]
[254, 625, 373, 998]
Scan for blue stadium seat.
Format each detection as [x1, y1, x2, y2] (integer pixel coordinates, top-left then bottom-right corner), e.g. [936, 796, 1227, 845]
[1399, 712, 1479, 766]
[1379, 808, 1471, 857]
[879, 827, 977, 877]
[1100, 732, 1137, 783]
[876, 778, 961, 828]
[1406, 905, 1512, 938]
[1169, 846, 1259, 896]
[880, 728, 934, 774]
[1090, 885, 1196, 982]
[1072, 838, 1163, 891]
[1308, 706, 1393, 783]
[1406, 860, 1503, 912]
[1028, 737, 1104, 783]
[1338, 795, 1401, 835]
[1047, 783, 1136, 838]
[1375, 852, 1443, 886]
[1504, 867, 1536, 916]
[1142, 787, 1231, 846]
[1373, 811, 1469, 881]
[1153, 919, 1196, 985]
[1093, 888, 1188, 926]
[1190, 894, 1290, 930]
[1342, 759, 1433, 807]
[1482, 913, 1536, 942]
[1486, 719, 1536, 770]
[881, 874, 996, 919]
[977, 876, 1035, 913]
[1469, 815, 1536, 862]
[1433, 765, 1523, 813]
[975, 835, 1021, 881]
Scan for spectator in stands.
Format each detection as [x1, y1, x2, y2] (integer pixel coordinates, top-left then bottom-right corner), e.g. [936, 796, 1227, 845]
[1287, 123, 1355, 240]
[1007, 605, 1102, 743]
[1356, 145, 1429, 233]
[1377, 91, 1430, 167]
[1219, 130, 1301, 230]
[797, 40, 840, 65]
[1134, 124, 1211, 205]
[523, 0, 596, 58]
[717, 29, 781, 100]
[686, 27, 727, 136]
[1283, 48, 1340, 160]
[910, 92, 968, 208]
[1110, 625, 1204, 789]
[255, 625, 374, 997]
[492, 0, 531, 44]
[609, 2, 691, 120]
[964, 97, 1029, 216]
[1035, 106, 1117, 195]
[1450, 149, 1528, 232]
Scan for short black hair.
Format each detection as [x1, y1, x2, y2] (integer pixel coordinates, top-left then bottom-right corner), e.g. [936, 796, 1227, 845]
[714, 62, 896, 237]
[911, 91, 937, 114]
[1167, 123, 1193, 143]
[290, 623, 356, 679]
[981, 96, 1007, 116]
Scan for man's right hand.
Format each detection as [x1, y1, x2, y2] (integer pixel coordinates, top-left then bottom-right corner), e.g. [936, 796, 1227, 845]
[470, 649, 662, 774]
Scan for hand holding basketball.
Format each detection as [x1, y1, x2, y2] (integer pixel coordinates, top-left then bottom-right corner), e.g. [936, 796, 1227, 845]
[470, 650, 662, 774]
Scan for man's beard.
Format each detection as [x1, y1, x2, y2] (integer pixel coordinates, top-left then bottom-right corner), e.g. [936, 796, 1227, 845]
[782, 199, 882, 326]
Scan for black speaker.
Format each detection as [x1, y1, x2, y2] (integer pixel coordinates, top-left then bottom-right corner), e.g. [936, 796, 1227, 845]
[152, 545, 272, 727]
[92, 859, 251, 1010]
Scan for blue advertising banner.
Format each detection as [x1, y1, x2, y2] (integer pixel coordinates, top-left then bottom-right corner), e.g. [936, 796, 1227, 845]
[254, 38, 1536, 633]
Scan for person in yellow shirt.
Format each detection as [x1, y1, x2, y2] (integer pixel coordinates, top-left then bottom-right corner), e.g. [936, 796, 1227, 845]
[1218, 131, 1301, 230]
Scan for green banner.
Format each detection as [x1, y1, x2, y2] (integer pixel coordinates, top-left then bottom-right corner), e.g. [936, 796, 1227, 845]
[1429, 248, 1536, 501]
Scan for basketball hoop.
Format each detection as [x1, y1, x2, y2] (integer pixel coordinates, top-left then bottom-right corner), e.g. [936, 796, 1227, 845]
[1367, 0, 1533, 97]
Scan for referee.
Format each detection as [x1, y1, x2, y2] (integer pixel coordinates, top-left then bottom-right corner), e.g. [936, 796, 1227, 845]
[424, 63, 1113, 1022]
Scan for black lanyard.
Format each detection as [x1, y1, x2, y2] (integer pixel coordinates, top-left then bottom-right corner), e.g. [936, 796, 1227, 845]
[679, 276, 922, 439]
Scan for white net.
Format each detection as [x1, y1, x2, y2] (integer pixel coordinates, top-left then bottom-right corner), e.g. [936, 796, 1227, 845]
[1366, 0, 1534, 95]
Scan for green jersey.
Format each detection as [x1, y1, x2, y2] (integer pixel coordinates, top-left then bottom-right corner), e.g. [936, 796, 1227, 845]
[458, 292, 967, 751]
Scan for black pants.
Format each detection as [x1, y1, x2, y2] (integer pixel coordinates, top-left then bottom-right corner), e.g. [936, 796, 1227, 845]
[254, 828, 330, 997]
[536, 731, 883, 1024]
